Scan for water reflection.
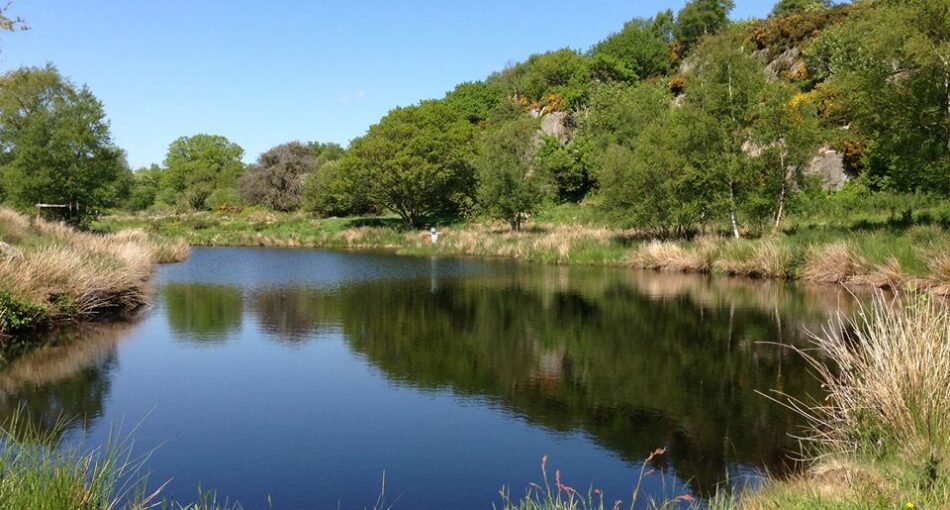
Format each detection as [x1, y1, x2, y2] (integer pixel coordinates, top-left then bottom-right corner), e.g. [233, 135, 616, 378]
[249, 288, 339, 344]
[163, 283, 243, 343]
[0, 322, 129, 440]
[2, 250, 855, 505]
[336, 271, 825, 494]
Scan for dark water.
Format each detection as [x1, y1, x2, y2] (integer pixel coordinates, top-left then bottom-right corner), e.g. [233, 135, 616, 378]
[0, 247, 853, 509]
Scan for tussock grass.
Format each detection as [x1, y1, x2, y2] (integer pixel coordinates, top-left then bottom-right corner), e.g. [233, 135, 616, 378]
[805, 296, 950, 472]
[927, 254, 950, 296]
[0, 208, 189, 337]
[629, 240, 710, 273]
[716, 241, 793, 279]
[747, 295, 950, 509]
[802, 243, 859, 284]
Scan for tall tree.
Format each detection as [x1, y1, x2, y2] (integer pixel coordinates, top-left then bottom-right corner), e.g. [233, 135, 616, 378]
[347, 100, 477, 228]
[686, 32, 769, 238]
[0, 65, 125, 222]
[163, 134, 245, 210]
[749, 85, 823, 232]
[475, 117, 546, 230]
[240, 141, 316, 211]
[675, 0, 735, 53]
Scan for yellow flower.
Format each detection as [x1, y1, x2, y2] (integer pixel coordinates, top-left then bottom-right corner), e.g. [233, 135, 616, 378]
[906, 502, 916, 509]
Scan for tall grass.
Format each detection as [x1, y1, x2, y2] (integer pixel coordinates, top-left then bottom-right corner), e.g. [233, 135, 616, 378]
[0, 207, 189, 336]
[497, 453, 737, 510]
[0, 408, 242, 510]
[805, 296, 950, 478]
[750, 294, 950, 508]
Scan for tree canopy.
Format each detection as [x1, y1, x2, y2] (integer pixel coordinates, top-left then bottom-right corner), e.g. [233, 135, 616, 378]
[0, 65, 125, 222]
[345, 100, 477, 228]
[163, 134, 245, 210]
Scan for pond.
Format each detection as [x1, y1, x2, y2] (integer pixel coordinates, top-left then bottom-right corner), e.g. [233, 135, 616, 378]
[0, 247, 854, 509]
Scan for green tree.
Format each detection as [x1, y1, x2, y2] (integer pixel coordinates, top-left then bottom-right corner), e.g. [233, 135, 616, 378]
[591, 17, 671, 80]
[771, 0, 831, 17]
[308, 141, 344, 166]
[239, 141, 316, 211]
[580, 82, 672, 151]
[748, 85, 823, 232]
[536, 137, 591, 203]
[598, 105, 724, 237]
[0, 65, 125, 222]
[444, 81, 503, 124]
[493, 48, 591, 108]
[347, 100, 477, 228]
[675, 0, 735, 53]
[162, 134, 245, 210]
[686, 32, 769, 237]
[127, 164, 165, 211]
[474, 117, 545, 231]
[806, 0, 950, 196]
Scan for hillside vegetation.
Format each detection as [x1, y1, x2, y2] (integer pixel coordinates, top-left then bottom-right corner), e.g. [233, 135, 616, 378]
[3, 0, 948, 242]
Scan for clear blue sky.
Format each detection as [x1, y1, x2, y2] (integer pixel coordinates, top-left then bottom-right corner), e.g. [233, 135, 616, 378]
[0, 0, 778, 169]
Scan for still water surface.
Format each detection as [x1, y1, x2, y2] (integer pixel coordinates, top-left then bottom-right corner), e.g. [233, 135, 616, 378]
[1, 247, 853, 508]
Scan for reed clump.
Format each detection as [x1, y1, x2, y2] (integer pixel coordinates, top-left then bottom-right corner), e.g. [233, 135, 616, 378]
[715, 241, 793, 279]
[0, 207, 189, 336]
[747, 295, 950, 509]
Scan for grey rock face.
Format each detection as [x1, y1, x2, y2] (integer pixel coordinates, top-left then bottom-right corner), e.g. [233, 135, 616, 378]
[805, 146, 850, 189]
[539, 111, 573, 144]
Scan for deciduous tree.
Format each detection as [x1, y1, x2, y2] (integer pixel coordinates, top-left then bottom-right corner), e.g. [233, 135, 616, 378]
[163, 134, 245, 210]
[0, 65, 125, 222]
[475, 117, 545, 231]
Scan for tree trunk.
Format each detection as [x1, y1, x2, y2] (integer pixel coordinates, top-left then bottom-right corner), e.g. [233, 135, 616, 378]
[511, 213, 525, 232]
[773, 153, 788, 233]
[729, 180, 740, 239]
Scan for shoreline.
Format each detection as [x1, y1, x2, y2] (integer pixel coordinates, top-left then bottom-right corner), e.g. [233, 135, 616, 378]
[0, 208, 189, 348]
[98, 210, 950, 296]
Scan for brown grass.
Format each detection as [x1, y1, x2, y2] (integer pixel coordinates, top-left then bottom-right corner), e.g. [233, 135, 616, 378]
[788, 295, 950, 491]
[0, 208, 190, 335]
[802, 243, 860, 284]
[629, 240, 710, 273]
[926, 254, 950, 296]
[715, 241, 792, 279]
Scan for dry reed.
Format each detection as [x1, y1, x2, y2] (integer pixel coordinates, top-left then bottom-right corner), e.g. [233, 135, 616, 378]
[0, 208, 190, 334]
[792, 294, 950, 488]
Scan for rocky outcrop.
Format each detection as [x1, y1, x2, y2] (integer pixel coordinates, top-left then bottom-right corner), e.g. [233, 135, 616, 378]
[805, 146, 850, 189]
[530, 110, 574, 145]
[763, 47, 807, 81]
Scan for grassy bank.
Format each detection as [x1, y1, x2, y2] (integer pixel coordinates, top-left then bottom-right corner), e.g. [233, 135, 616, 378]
[0, 207, 189, 341]
[97, 206, 950, 295]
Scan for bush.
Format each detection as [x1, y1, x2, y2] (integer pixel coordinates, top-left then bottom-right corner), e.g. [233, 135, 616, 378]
[0, 290, 46, 334]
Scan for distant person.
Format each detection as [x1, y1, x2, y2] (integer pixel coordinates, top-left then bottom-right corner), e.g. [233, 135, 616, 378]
[429, 226, 439, 244]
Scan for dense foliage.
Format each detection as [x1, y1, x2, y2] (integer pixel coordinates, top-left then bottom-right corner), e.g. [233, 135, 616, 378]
[0, 66, 127, 223]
